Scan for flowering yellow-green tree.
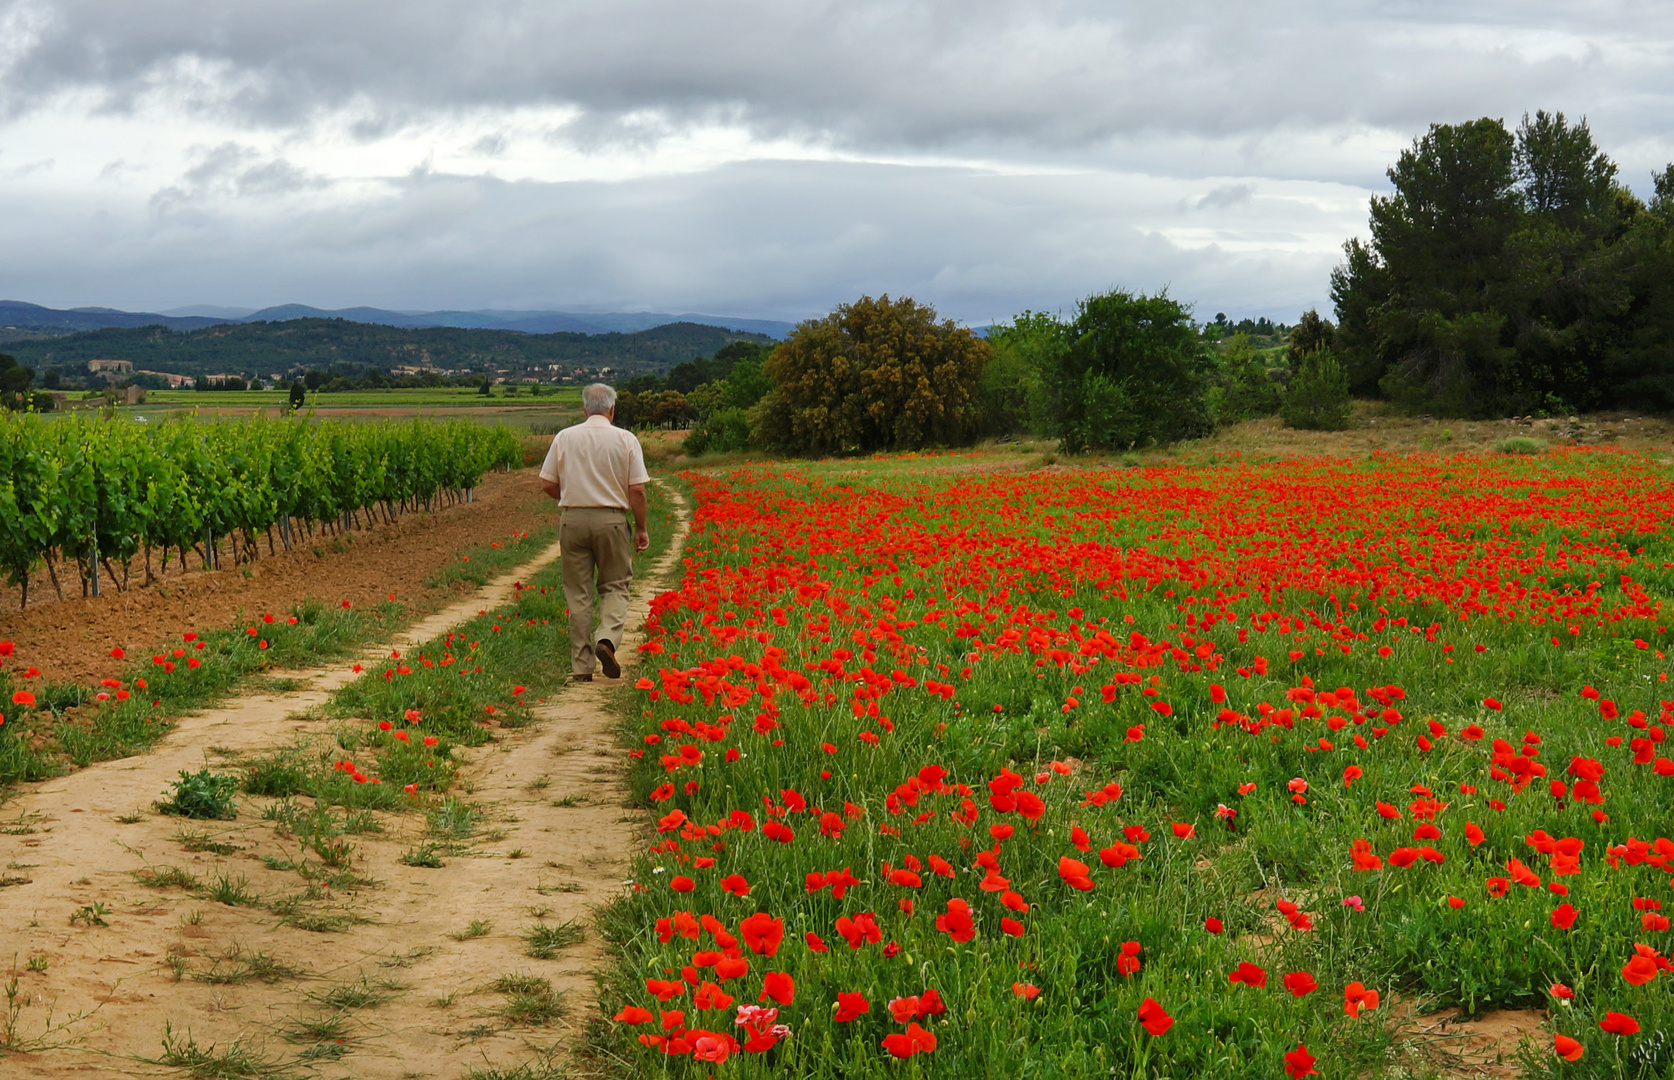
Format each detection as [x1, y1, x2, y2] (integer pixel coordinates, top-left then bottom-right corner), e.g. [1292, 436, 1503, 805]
[754, 295, 989, 455]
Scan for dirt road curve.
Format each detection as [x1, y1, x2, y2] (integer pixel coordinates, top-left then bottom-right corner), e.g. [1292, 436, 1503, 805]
[0, 486, 688, 1079]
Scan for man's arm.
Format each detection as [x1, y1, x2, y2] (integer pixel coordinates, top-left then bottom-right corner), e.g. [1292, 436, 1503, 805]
[627, 482, 650, 551]
[540, 478, 561, 501]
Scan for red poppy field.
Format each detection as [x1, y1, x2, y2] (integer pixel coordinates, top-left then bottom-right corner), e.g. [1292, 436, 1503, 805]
[601, 449, 1674, 1078]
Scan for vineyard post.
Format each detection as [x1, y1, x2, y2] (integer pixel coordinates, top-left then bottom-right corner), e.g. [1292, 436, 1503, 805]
[89, 531, 100, 598]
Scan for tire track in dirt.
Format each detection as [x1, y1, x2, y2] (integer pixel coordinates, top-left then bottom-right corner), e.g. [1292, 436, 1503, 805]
[1, 484, 688, 1079]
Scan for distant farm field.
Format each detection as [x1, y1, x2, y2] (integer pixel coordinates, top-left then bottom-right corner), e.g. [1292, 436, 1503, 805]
[80, 386, 586, 429]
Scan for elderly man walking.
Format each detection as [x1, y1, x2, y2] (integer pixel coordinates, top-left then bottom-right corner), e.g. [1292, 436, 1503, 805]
[538, 383, 651, 681]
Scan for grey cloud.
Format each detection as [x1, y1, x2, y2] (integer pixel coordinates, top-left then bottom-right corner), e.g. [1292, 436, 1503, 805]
[148, 141, 325, 211]
[0, 158, 1349, 323]
[470, 131, 508, 156]
[3, 1, 1672, 160]
[1195, 184, 1253, 210]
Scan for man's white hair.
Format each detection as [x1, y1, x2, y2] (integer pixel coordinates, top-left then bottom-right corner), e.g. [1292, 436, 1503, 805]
[582, 383, 617, 415]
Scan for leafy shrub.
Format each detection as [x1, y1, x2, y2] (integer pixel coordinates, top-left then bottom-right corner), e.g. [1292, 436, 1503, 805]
[978, 312, 1060, 438]
[1280, 350, 1353, 430]
[1494, 436, 1545, 454]
[1213, 332, 1283, 424]
[682, 407, 753, 456]
[1053, 289, 1216, 452]
[156, 768, 239, 820]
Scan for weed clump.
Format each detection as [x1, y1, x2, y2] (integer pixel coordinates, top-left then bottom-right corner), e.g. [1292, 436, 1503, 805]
[156, 769, 239, 820]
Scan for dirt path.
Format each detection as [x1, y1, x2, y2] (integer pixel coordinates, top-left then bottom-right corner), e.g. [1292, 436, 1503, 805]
[1, 487, 688, 1079]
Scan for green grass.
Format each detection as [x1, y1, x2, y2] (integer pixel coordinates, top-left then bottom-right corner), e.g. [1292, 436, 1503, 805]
[399, 844, 445, 868]
[143, 386, 583, 410]
[191, 948, 305, 985]
[134, 865, 202, 891]
[523, 920, 585, 959]
[490, 974, 567, 1027]
[204, 874, 259, 907]
[464, 1061, 569, 1080]
[426, 525, 559, 591]
[155, 1022, 298, 1079]
[310, 974, 404, 1010]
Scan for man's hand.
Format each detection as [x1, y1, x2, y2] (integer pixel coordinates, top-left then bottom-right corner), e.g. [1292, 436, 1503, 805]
[626, 482, 650, 552]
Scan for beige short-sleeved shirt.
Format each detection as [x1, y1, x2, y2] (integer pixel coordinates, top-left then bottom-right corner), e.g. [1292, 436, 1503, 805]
[539, 413, 650, 509]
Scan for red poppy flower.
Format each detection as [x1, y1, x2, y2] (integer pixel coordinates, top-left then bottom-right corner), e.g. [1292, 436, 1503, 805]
[693, 981, 734, 1011]
[1204, 917, 1224, 934]
[1282, 971, 1318, 997]
[1170, 822, 1195, 839]
[1621, 954, 1658, 986]
[1137, 997, 1173, 1036]
[934, 898, 976, 942]
[739, 913, 784, 957]
[1551, 903, 1578, 930]
[834, 991, 869, 1021]
[1228, 962, 1267, 988]
[669, 875, 695, 893]
[1554, 1034, 1584, 1061]
[1599, 1011, 1640, 1035]
[615, 1006, 653, 1024]
[1283, 1044, 1318, 1078]
[887, 995, 920, 1023]
[1058, 856, 1094, 891]
[1344, 981, 1379, 1018]
[759, 971, 794, 1005]
[720, 873, 750, 896]
[1012, 982, 1039, 999]
[10, 691, 34, 707]
[880, 1022, 937, 1059]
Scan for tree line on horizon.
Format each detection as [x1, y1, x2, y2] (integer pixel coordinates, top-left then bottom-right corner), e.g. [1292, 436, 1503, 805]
[657, 109, 1674, 457]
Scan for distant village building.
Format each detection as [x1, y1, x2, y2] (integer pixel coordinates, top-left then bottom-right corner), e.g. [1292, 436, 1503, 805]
[137, 369, 193, 388]
[124, 385, 146, 405]
[88, 358, 133, 374]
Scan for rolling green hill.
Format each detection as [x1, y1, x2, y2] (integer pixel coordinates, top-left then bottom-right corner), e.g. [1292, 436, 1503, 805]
[2, 317, 774, 380]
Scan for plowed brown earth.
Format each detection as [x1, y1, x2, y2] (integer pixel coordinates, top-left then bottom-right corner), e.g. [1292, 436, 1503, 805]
[0, 468, 558, 686]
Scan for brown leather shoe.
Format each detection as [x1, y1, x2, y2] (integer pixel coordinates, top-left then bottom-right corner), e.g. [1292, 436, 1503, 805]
[595, 639, 620, 679]
[569, 673, 593, 683]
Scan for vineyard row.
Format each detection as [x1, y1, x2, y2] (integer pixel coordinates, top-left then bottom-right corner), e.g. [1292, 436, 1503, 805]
[0, 414, 523, 608]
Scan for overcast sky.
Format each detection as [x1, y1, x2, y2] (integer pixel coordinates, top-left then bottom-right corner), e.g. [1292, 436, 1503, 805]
[2, 1, 1672, 325]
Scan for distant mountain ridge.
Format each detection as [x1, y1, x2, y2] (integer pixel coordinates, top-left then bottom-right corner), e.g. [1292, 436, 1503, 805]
[0, 299, 794, 341]
[2, 317, 774, 381]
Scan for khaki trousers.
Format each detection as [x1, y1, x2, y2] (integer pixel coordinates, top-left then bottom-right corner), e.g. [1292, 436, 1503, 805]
[560, 507, 634, 676]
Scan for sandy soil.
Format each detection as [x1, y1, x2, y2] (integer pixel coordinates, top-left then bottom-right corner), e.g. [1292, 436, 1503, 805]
[1394, 1004, 1548, 1078]
[0, 487, 688, 1079]
[0, 468, 559, 686]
